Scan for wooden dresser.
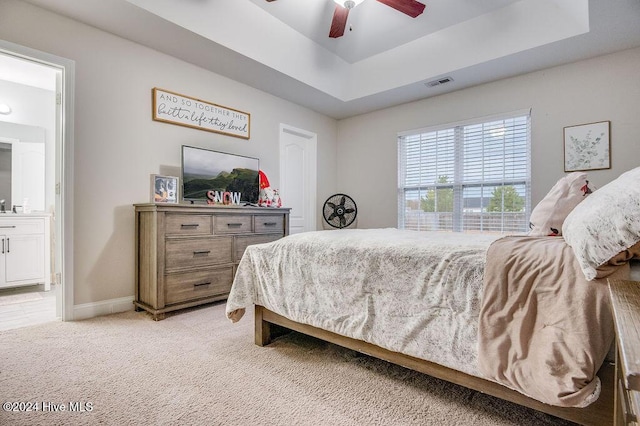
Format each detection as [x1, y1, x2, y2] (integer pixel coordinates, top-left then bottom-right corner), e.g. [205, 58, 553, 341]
[134, 203, 290, 320]
[609, 279, 640, 425]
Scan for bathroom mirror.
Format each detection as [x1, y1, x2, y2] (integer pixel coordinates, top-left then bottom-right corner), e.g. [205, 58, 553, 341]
[0, 121, 46, 212]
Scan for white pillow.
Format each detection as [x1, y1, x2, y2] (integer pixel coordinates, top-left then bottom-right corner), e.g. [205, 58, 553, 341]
[563, 166, 640, 280]
[528, 172, 590, 236]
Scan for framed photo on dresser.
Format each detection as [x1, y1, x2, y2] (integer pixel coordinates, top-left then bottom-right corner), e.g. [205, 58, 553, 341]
[151, 174, 178, 203]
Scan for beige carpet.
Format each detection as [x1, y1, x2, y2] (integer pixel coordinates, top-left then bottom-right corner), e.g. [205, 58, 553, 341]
[0, 302, 575, 426]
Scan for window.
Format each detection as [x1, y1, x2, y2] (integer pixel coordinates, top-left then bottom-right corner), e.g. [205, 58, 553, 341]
[398, 111, 531, 233]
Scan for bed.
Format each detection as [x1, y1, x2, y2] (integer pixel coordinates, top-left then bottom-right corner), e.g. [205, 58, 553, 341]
[225, 167, 640, 426]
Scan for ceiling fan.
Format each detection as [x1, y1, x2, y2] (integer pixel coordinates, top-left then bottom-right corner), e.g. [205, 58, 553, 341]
[265, 0, 426, 39]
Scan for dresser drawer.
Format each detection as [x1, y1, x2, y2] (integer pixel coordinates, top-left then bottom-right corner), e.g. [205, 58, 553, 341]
[165, 237, 232, 270]
[254, 215, 284, 234]
[0, 218, 45, 235]
[235, 234, 283, 262]
[165, 268, 233, 305]
[214, 215, 252, 234]
[165, 214, 212, 236]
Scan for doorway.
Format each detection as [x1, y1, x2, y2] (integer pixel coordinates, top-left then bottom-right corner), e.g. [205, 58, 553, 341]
[0, 40, 74, 328]
[279, 124, 317, 234]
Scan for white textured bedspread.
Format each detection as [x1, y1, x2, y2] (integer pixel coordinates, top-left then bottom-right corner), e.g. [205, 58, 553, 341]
[226, 228, 500, 377]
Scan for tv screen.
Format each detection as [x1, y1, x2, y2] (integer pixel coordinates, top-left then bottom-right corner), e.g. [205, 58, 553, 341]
[181, 145, 259, 205]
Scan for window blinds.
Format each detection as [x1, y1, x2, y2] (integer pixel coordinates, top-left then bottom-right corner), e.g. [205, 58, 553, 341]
[398, 112, 531, 233]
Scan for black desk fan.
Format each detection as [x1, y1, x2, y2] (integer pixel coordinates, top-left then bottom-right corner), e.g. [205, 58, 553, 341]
[322, 194, 357, 229]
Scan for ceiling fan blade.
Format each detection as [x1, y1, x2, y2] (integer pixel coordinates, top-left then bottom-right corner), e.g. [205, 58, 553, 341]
[329, 5, 349, 38]
[265, 0, 277, 2]
[376, 0, 425, 18]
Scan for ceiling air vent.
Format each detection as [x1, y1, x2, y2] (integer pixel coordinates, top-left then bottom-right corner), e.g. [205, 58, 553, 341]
[425, 77, 454, 88]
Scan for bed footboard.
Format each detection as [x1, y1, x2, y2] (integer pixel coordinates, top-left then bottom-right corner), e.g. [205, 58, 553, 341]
[254, 305, 614, 426]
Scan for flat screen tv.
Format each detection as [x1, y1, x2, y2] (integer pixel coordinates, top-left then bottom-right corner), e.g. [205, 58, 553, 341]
[181, 145, 260, 205]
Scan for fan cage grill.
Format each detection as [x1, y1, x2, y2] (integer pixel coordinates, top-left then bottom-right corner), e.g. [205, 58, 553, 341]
[323, 194, 358, 229]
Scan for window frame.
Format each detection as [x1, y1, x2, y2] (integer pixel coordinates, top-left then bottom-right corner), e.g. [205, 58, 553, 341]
[397, 109, 531, 233]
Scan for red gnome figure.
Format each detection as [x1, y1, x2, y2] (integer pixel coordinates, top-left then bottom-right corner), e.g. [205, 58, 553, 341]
[580, 180, 593, 196]
[258, 170, 274, 207]
[272, 189, 282, 208]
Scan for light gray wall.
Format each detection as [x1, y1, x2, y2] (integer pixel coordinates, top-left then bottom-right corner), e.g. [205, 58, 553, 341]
[3, 0, 639, 307]
[337, 47, 640, 229]
[0, 0, 338, 305]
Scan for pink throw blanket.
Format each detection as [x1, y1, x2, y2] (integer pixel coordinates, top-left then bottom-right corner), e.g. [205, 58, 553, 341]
[478, 236, 634, 407]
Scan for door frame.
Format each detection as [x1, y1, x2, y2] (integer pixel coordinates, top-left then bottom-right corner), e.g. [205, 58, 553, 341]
[0, 39, 75, 321]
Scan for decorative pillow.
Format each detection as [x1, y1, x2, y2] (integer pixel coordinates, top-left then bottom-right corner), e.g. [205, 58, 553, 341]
[528, 172, 591, 236]
[562, 166, 640, 280]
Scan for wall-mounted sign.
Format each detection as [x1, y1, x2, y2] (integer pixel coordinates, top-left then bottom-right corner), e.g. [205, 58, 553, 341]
[152, 88, 250, 139]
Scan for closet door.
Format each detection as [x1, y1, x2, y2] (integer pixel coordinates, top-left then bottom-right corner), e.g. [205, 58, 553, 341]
[279, 124, 317, 234]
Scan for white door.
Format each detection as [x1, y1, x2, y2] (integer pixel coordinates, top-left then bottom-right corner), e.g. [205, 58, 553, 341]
[5, 233, 45, 284]
[12, 142, 45, 212]
[279, 124, 317, 234]
[0, 235, 6, 286]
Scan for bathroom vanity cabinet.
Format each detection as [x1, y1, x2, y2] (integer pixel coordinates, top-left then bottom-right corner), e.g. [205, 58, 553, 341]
[0, 214, 51, 290]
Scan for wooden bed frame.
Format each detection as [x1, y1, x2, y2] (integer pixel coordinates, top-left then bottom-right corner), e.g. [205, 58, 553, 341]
[254, 305, 614, 426]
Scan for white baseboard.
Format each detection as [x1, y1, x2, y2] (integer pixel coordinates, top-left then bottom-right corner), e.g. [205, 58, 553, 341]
[73, 296, 135, 321]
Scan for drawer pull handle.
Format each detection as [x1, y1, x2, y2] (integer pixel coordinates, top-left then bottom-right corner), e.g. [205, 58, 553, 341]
[0, 225, 16, 228]
[227, 223, 243, 227]
[194, 282, 211, 288]
[193, 250, 211, 255]
[181, 224, 200, 228]
[263, 222, 277, 226]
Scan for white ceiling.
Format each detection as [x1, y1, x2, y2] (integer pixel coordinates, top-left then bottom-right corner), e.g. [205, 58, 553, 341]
[247, 0, 520, 64]
[14, 0, 640, 119]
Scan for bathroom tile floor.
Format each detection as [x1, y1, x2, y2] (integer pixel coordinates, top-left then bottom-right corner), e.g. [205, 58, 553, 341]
[0, 284, 58, 331]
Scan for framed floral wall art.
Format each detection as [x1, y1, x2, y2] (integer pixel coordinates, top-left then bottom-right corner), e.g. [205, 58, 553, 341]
[563, 121, 611, 172]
